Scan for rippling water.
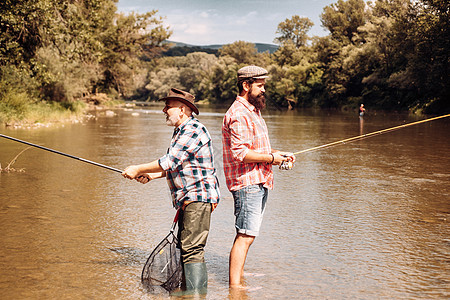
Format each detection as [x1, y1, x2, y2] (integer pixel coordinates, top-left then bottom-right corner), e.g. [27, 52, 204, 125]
[1, 106, 449, 299]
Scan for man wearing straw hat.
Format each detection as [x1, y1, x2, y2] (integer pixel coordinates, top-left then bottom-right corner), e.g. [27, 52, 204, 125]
[122, 88, 220, 293]
[222, 66, 295, 287]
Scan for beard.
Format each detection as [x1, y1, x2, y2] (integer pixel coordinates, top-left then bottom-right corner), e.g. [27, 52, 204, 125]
[248, 88, 266, 111]
[165, 113, 180, 126]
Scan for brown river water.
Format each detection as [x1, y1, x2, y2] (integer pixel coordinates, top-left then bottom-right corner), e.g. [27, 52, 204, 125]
[1, 106, 449, 299]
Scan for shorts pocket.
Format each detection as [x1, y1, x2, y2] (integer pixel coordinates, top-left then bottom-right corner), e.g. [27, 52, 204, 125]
[246, 184, 261, 194]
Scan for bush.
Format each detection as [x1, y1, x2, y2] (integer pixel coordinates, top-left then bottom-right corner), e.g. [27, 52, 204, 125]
[0, 65, 89, 124]
[0, 66, 39, 123]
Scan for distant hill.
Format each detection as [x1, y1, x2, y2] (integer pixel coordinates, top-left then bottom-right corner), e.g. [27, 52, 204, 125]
[162, 44, 219, 57]
[163, 40, 279, 56]
[253, 43, 279, 53]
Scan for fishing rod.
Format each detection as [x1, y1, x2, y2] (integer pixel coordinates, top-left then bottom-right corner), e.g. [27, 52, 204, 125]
[0, 133, 122, 173]
[279, 114, 450, 169]
[293, 114, 450, 155]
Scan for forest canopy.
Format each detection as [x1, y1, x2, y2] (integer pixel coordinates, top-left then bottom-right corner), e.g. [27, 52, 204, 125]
[0, 0, 448, 121]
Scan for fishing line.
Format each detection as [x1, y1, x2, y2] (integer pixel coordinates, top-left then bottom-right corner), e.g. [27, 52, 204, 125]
[0, 133, 122, 173]
[292, 114, 449, 155]
[279, 114, 450, 169]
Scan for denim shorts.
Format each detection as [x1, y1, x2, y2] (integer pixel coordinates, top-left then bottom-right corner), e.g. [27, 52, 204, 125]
[232, 184, 268, 237]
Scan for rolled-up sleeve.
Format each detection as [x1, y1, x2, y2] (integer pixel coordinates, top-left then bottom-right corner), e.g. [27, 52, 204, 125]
[159, 125, 209, 171]
[228, 115, 253, 162]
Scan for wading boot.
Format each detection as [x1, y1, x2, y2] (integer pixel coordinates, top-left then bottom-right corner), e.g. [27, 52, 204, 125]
[184, 262, 208, 292]
[170, 262, 208, 296]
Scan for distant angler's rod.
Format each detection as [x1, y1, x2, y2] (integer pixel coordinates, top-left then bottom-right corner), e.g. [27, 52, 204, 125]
[292, 114, 450, 155]
[0, 134, 122, 173]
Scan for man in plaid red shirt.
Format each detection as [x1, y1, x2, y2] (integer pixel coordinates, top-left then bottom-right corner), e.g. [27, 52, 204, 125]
[122, 88, 219, 293]
[222, 66, 295, 288]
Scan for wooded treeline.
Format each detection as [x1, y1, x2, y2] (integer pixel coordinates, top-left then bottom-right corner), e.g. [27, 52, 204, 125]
[0, 0, 171, 122]
[1, 0, 448, 119]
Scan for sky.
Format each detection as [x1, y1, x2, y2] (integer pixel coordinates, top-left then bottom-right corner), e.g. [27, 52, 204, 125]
[116, 0, 336, 46]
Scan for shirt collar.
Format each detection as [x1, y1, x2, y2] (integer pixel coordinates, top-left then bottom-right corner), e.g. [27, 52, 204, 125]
[236, 96, 257, 112]
[173, 116, 194, 136]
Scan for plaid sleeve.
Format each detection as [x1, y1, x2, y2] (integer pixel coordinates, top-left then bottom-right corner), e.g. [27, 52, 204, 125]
[228, 113, 253, 162]
[159, 123, 209, 171]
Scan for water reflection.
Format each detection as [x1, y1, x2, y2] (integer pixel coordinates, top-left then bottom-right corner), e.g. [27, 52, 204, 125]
[0, 108, 449, 299]
[359, 115, 364, 135]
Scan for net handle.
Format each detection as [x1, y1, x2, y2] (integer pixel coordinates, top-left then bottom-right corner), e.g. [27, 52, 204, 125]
[170, 209, 181, 232]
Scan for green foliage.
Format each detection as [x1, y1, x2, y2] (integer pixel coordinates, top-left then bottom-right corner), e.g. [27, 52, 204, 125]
[218, 41, 259, 64]
[144, 53, 238, 103]
[402, 0, 450, 113]
[0, 0, 53, 66]
[100, 10, 172, 98]
[311, 0, 448, 112]
[0, 65, 39, 122]
[0, 65, 86, 124]
[0, 0, 448, 119]
[138, 0, 447, 113]
[321, 0, 368, 44]
[0, 0, 171, 122]
[274, 15, 314, 48]
[205, 57, 239, 103]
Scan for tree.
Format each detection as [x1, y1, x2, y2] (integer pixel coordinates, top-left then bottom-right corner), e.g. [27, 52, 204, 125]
[321, 0, 368, 44]
[274, 15, 314, 48]
[100, 10, 171, 98]
[0, 0, 52, 66]
[0, 0, 172, 104]
[204, 56, 239, 103]
[403, 0, 450, 112]
[218, 41, 258, 64]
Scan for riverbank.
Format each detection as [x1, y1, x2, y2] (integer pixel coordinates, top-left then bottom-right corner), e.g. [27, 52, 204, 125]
[0, 93, 222, 129]
[0, 94, 128, 129]
[2, 94, 432, 130]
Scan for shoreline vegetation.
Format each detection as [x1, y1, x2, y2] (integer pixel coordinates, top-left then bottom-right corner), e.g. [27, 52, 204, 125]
[0, 93, 123, 129]
[1, 0, 448, 128]
[0, 95, 430, 131]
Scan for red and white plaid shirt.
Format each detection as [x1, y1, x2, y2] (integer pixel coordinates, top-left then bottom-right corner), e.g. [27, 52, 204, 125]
[222, 96, 273, 191]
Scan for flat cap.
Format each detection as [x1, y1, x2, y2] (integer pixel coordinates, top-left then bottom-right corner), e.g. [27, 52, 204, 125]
[237, 65, 269, 80]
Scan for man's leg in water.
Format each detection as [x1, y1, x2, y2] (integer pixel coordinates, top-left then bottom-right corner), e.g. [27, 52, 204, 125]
[229, 233, 255, 287]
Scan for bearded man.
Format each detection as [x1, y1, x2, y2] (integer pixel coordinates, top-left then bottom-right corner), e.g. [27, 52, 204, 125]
[122, 88, 220, 294]
[222, 66, 295, 288]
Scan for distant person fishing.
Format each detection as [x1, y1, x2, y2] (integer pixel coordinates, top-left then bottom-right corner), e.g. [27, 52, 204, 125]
[359, 104, 366, 117]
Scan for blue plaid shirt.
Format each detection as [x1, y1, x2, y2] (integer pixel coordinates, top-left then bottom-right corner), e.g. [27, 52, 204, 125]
[158, 116, 220, 209]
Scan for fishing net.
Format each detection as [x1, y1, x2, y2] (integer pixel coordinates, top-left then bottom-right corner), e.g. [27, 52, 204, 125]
[141, 211, 183, 292]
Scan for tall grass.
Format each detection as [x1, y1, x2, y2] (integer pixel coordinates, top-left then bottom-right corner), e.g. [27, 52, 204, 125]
[0, 66, 87, 125]
[0, 90, 87, 125]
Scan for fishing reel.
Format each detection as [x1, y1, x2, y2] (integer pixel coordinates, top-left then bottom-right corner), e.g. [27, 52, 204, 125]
[279, 160, 294, 170]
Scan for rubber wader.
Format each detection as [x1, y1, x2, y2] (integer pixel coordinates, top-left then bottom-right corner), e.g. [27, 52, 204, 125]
[184, 262, 208, 292]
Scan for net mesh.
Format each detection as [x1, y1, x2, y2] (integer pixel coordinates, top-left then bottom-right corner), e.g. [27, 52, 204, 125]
[141, 230, 183, 292]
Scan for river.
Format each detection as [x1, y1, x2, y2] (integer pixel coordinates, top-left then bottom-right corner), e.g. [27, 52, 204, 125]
[0, 105, 449, 299]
